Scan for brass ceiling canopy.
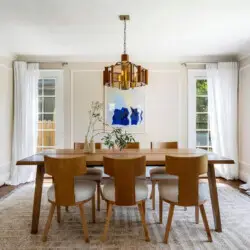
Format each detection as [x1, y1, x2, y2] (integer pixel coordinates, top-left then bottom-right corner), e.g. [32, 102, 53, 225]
[103, 15, 148, 90]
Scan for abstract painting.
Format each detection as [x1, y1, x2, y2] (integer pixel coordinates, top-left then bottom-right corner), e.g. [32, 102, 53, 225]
[105, 86, 145, 133]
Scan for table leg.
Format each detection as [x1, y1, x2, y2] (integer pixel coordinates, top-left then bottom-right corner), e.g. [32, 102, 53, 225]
[207, 163, 222, 232]
[31, 164, 45, 234]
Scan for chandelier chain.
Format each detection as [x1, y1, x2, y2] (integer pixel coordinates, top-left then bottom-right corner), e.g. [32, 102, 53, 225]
[124, 19, 126, 54]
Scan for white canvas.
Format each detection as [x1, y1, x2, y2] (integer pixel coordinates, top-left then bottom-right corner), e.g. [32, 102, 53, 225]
[104, 86, 145, 133]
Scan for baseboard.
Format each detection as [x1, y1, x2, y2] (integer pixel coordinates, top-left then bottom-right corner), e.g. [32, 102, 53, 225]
[0, 161, 11, 186]
[239, 161, 250, 182]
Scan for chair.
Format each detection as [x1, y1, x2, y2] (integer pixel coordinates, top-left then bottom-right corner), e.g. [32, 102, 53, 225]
[42, 156, 96, 242]
[101, 155, 150, 242]
[150, 142, 178, 210]
[74, 142, 102, 211]
[125, 142, 140, 149]
[158, 154, 212, 243]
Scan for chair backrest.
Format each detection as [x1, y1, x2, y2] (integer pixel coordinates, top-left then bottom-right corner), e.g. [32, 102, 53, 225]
[103, 155, 146, 206]
[151, 141, 178, 149]
[165, 154, 208, 206]
[125, 142, 140, 149]
[44, 155, 87, 206]
[74, 142, 102, 150]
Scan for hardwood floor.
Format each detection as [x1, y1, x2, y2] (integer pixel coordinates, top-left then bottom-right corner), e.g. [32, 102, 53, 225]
[0, 178, 247, 199]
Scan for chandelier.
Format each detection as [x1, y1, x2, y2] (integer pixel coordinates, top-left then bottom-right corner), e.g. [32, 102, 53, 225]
[103, 15, 148, 90]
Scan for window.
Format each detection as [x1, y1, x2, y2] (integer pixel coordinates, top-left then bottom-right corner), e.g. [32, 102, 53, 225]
[37, 78, 56, 152]
[188, 70, 212, 151]
[196, 79, 212, 151]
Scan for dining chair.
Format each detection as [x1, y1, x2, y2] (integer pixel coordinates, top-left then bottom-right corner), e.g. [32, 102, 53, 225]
[125, 142, 140, 149]
[74, 142, 102, 211]
[101, 155, 150, 242]
[150, 142, 178, 210]
[42, 155, 96, 242]
[158, 154, 212, 243]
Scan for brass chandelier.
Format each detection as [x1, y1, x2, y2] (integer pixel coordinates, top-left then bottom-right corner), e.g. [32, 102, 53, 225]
[103, 15, 148, 90]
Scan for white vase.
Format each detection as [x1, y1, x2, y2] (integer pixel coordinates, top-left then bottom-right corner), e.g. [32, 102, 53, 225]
[84, 136, 89, 153]
[89, 139, 95, 154]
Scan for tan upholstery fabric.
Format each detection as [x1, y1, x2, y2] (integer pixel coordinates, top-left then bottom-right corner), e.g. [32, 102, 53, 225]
[102, 179, 148, 202]
[150, 167, 166, 175]
[158, 178, 209, 203]
[48, 180, 96, 203]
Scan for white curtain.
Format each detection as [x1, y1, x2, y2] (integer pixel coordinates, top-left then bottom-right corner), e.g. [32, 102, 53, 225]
[9, 62, 39, 185]
[207, 62, 238, 180]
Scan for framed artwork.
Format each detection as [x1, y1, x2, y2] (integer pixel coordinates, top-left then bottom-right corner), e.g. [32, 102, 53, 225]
[104, 86, 145, 133]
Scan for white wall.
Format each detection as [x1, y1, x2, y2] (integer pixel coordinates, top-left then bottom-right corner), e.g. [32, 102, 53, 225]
[40, 62, 188, 149]
[239, 56, 250, 182]
[0, 57, 13, 186]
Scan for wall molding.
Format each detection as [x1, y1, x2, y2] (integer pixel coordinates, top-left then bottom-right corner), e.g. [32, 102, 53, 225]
[0, 64, 12, 71]
[239, 64, 250, 71]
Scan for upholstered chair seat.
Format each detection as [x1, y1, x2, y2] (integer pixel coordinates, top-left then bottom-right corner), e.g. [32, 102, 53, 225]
[102, 179, 148, 202]
[48, 180, 96, 203]
[158, 179, 209, 203]
[75, 168, 102, 181]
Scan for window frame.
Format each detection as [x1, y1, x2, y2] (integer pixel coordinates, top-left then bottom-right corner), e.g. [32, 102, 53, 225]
[37, 70, 64, 151]
[188, 69, 212, 150]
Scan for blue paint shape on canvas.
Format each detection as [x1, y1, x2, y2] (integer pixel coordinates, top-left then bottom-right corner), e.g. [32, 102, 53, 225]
[130, 107, 140, 125]
[112, 107, 129, 126]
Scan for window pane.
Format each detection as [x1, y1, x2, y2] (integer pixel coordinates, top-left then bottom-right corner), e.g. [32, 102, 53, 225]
[38, 97, 43, 112]
[38, 114, 43, 121]
[44, 97, 55, 113]
[196, 97, 208, 112]
[44, 79, 55, 96]
[38, 79, 43, 96]
[196, 80, 207, 95]
[43, 120, 55, 129]
[37, 130, 43, 146]
[196, 131, 209, 146]
[43, 131, 55, 146]
[43, 114, 55, 121]
[196, 114, 208, 129]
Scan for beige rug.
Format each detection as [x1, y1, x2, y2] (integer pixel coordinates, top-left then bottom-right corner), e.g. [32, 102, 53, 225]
[0, 182, 250, 250]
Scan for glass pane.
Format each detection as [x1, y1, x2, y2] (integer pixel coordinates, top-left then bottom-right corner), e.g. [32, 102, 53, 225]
[196, 131, 209, 146]
[196, 97, 208, 112]
[37, 131, 43, 146]
[196, 114, 208, 129]
[43, 114, 55, 121]
[44, 97, 55, 113]
[38, 114, 43, 122]
[38, 97, 43, 112]
[38, 79, 43, 95]
[43, 131, 55, 146]
[44, 79, 55, 96]
[196, 80, 207, 95]
[43, 120, 56, 129]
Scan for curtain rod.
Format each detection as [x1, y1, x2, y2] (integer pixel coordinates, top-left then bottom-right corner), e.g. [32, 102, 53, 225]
[181, 62, 217, 66]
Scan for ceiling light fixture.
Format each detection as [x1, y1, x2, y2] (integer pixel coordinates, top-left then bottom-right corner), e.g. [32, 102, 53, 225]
[103, 15, 148, 90]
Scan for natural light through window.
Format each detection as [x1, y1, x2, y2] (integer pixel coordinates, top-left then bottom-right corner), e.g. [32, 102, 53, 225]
[37, 78, 56, 152]
[196, 79, 212, 151]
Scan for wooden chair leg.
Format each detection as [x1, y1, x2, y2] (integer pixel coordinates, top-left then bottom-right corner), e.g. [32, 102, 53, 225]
[159, 197, 163, 224]
[102, 202, 113, 242]
[56, 206, 61, 223]
[79, 204, 89, 243]
[195, 206, 199, 224]
[152, 180, 156, 210]
[164, 204, 175, 244]
[65, 206, 69, 212]
[97, 181, 101, 211]
[142, 200, 146, 216]
[42, 203, 56, 242]
[138, 202, 150, 242]
[200, 204, 212, 242]
[92, 196, 96, 223]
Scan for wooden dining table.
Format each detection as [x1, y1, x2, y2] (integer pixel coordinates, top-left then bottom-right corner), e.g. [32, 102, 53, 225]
[17, 148, 234, 234]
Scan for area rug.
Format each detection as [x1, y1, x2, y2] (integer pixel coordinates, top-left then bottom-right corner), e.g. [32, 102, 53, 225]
[0, 182, 250, 250]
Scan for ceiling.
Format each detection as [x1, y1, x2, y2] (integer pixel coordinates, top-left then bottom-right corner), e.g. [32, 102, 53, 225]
[1, 0, 250, 61]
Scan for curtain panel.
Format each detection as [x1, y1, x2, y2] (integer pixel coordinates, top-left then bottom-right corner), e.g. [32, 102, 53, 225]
[9, 62, 39, 185]
[207, 62, 239, 180]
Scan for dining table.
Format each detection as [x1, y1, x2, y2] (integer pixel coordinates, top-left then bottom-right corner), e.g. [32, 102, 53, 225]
[16, 148, 234, 234]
